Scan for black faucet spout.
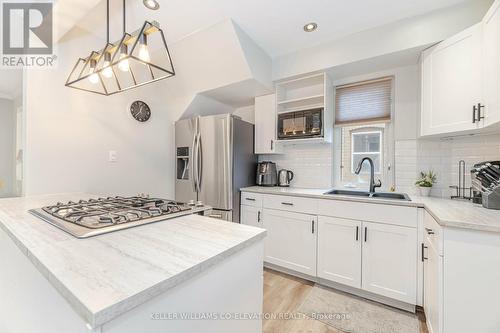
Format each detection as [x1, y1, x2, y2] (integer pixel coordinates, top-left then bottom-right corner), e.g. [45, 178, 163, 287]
[355, 157, 382, 193]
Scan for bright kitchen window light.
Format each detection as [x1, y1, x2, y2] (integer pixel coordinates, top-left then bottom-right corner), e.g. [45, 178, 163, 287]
[334, 76, 394, 188]
[351, 130, 383, 174]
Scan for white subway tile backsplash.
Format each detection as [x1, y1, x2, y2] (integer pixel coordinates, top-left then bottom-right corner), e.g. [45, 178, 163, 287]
[396, 133, 500, 198]
[259, 143, 333, 188]
[257, 134, 500, 197]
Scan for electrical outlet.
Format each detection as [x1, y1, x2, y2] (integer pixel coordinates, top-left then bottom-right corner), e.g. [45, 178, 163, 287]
[108, 150, 117, 163]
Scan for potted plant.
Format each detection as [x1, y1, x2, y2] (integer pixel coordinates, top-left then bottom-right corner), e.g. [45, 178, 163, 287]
[415, 170, 437, 197]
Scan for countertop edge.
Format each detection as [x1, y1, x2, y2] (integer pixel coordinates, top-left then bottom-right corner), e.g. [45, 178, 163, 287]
[240, 187, 500, 233]
[240, 187, 424, 208]
[91, 229, 266, 327]
[0, 211, 267, 328]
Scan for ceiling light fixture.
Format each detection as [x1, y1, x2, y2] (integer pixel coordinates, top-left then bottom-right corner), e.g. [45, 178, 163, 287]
[65, 0, 175, 96]
[143, 0, 160, 10]
[303, 22, 318, 32]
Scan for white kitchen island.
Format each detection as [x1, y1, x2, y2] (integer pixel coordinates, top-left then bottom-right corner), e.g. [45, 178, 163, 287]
[0, 194, 266, 333]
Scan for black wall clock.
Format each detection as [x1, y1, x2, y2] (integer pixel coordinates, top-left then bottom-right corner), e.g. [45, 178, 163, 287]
[130, 101, 151, 122]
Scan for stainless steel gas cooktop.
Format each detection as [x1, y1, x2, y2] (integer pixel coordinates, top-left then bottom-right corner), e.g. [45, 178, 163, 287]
[29, 196, 209, 238]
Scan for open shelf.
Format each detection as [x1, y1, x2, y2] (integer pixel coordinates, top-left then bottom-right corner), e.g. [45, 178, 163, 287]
[277, 94, 324, 113]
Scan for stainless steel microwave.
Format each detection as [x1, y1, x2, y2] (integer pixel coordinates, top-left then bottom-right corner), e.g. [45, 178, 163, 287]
[277, 108, 323, 140]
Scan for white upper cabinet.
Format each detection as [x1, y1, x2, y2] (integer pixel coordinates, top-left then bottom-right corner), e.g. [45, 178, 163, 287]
[254, 94, 281, 154]
[421, 24, 483, 137]
[483, 0, 500, 127]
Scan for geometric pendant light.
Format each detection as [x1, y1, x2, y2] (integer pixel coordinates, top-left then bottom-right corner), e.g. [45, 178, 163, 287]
[65, 0, 175, 96]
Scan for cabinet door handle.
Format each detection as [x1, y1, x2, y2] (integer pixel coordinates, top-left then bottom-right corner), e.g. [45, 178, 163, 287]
[311, 220, 315, 234]
[257, 211, 261, 223]
[473, 105, 478, 123]
[422, 243, 428, 262]
[281, 202, 294, 206]
[270, 140, 274, 150]
[478, 103, 485, 121]
[245, 198, 256, 201]
[364, 227, 367, 242]
[425, 228, 435, 235]
[355, 226, 359, 241]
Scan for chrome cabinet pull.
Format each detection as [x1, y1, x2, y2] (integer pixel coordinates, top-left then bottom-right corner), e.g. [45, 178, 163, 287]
[473, 105, 478, 123]
[311, 220, 315, 234]
[364, 227, 367, 242]
[271, 140, 274, 151]
[245, 198, 256, 201]
[422, 243, 428, 261]
[356, 226, 359, 241]
[425, 228, 435, 235]
[257, 211, 261, 223]
[477, 103, 485, 121]
[281, 202, 294, 206]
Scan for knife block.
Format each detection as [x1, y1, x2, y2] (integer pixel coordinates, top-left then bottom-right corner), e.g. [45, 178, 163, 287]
[482, 185, 500, 210]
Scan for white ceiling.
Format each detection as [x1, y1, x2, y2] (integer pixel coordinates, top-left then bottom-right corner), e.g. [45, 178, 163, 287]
[72, 0, 474, 58]
[53, 0, 102, 41]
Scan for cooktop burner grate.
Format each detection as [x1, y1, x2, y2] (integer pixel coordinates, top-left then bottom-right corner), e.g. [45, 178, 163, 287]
[39, 196, 192, 230]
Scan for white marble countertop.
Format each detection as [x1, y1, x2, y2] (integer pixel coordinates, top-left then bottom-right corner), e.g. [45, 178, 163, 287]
[0, 194, 266, 328]
[241, 186, 500, 233]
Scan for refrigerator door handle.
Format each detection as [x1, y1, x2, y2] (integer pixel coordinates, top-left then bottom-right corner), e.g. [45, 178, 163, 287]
[192, 130, 198, 193]
[197, 132, 203, 192]
[221, 117, 231, 209]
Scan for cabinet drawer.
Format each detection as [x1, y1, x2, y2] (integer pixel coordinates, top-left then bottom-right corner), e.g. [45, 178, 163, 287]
[424, 211, 443, 256]
[241, 192, 263, 207]
[317, 199, 418, 228]
[263, 194, 318, 215]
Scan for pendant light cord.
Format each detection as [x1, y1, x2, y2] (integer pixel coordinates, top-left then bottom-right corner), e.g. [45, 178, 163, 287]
[106, 0, 109, 43]
[123, 0, 126, 34]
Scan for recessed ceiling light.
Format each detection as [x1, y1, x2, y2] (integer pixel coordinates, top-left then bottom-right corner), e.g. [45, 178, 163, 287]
[143, 0, 160, 10]
[303, 22, 318, 32]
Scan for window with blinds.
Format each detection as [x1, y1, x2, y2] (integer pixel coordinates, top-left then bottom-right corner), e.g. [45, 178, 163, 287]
[335, 77, 393, 126]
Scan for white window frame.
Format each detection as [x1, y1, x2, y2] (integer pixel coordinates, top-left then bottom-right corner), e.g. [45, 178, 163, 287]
[350, 130, 383, 174]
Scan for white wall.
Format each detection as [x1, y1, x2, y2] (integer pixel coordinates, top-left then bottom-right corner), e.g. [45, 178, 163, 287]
[23, 18, 270, 197]
[233, 105, 255, 124]
[0, 98, 15, 197]
[260, 64, 419, 189]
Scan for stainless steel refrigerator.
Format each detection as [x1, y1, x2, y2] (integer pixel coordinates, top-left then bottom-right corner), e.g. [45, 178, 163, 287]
[175, 114, 257, 222]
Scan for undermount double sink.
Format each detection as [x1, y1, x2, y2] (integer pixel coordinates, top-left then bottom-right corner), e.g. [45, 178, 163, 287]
[324, 189, 411, 201]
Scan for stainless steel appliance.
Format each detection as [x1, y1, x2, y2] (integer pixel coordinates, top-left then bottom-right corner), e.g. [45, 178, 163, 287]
[277, 108, 323, 140]
[256, 161, 278, 186]
[29, 196, 209, 238]
[471, 161, 500, 209]
[175, 114, 257, 222]
[278, 169, 294, 187]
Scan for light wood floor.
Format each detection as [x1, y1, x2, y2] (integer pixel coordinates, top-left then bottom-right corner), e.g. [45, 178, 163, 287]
[263, 268, 428, 333]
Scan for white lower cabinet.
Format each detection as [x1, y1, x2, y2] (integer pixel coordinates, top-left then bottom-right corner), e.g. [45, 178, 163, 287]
[361, 221, 417, 304]
[424, 239, 442, 333]
[317, 216, 362, 288]
[263, 208, 317, 276]
[240, 205, 262, 228]
[240, 191, 419, 307]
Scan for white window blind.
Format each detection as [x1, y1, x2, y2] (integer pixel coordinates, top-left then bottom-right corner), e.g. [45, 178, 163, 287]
[335, 77, 393, 126]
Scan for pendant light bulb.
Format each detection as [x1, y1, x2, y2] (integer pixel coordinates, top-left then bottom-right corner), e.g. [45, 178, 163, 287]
[89, 73, 99, 84]
[88, 58, 99, 84]
[138, 34, 150, 62]
[118, 44, 130, 72]
[102, 52, 113, 78]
